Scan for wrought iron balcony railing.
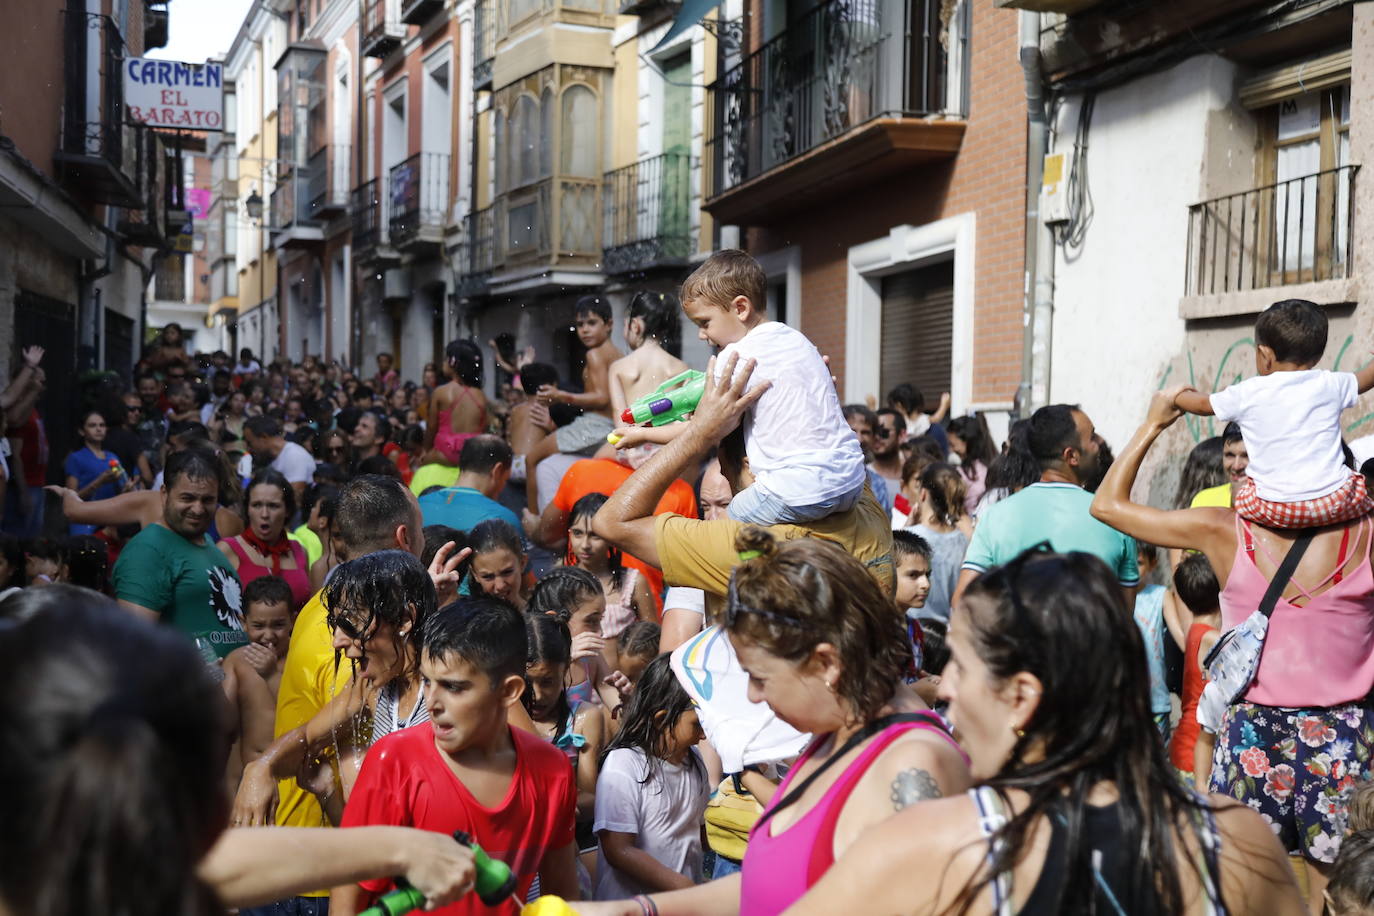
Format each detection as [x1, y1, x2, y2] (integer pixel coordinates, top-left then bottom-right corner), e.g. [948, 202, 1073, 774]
[389, 152, 450, 249]
[456, 205, 497, 297]
[56, 11, 142, 208]
[1186, 165, 1359, 297]
[362, 0, 405, 58]
[473, 0, 496, 89]
[351, 177, 390, 254]
[603, 152, 693, 275]
[308, 144, 352, 218]
[706, 0, 968, 198]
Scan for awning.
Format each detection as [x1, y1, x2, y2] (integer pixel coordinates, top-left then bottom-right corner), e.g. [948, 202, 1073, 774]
[651, 0, 719, 51]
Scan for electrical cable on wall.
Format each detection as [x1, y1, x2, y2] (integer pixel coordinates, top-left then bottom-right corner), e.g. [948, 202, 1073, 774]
[1055, 91, 1095, 259]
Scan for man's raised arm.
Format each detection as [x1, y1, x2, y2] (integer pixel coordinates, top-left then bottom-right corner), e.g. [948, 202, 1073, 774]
[592, 354, 768, 569]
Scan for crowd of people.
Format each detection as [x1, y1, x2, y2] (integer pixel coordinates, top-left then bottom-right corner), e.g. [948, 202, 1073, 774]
[4, 258, 1374, 915]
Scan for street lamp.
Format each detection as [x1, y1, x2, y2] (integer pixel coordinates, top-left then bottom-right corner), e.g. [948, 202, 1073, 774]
[244, 188, 264, 222]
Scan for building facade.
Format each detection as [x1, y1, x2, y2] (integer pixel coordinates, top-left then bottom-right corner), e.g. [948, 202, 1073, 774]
[0, 0, 180, 475]
[1006, 0, 1372, 479]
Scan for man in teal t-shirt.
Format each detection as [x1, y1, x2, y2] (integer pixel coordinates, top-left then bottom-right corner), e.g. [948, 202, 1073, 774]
[417, 435, 520, 533]
[113, 450, 245, 657]
[956, 405, 1139, 605]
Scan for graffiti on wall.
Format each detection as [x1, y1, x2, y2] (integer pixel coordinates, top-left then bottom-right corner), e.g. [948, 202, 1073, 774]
[1157, 333, 1374, 444]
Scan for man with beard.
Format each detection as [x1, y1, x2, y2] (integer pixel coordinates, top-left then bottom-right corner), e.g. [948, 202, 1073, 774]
[952, 403, 1139, 608]
[112, 448, 246, 658]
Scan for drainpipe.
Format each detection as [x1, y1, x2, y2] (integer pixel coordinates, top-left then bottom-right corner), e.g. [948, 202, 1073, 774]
[1016, 10, 1053, 416]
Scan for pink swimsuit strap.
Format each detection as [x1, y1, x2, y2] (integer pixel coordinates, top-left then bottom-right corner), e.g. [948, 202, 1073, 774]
[739, 712, 963, 916]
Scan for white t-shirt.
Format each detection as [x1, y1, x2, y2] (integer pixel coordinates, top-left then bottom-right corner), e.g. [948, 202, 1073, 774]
[593, 747, 709, 900]
[716, 322, 866, 505]
[1210, 369, 1358, 502]
[234, 360, 261, 376]
[270, 441, 316, 484]
[662, 586, 705, 618]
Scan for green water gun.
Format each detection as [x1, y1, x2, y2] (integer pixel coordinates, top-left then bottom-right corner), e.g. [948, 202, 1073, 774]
[608, 370, 706, 445]
[621, 370, 705, 427]
[359, 831, 520, 915]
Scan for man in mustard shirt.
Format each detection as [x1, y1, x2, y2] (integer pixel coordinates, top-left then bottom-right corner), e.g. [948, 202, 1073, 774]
[234, 474, 465, 916]
[592, 354, 894, 601]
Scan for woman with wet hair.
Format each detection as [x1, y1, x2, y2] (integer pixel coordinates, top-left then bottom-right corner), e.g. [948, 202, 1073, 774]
[232, 550, 437, 825]
[778, 548, 1303, 915]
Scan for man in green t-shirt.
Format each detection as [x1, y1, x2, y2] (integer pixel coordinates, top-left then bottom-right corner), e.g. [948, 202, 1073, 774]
[113, 449, 245, 657]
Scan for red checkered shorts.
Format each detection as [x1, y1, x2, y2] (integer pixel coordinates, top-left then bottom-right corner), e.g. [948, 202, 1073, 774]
[1233, 472, 1374, 529]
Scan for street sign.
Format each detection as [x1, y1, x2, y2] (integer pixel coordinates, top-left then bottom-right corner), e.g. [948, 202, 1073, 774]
[125, 58, 225, 131]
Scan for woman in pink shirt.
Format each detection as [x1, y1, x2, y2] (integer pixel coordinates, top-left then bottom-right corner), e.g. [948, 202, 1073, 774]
[1092, 385, 1374, 912]
[576, 528, 969, 916]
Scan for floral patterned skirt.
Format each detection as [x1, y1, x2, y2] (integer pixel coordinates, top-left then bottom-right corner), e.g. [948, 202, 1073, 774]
[1208, 700, 1374, 862]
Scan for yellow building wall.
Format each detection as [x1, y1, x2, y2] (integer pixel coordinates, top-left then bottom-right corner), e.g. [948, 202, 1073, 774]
[610, 30, 638, 172]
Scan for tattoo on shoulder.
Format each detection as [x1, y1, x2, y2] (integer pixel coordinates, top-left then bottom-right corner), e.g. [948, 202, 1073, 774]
[890, 767, 942, 811]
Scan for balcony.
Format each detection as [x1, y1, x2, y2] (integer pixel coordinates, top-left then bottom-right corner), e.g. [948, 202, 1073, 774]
[271, 170, 324, 248]
[389, 152, 450, 253]
[116, 129, 174, 248]
[154, 256, 187, 302]
[603, 152, 693, 275]
[456, 205, 497, 298]
[498, 177, 601, 275]
[401, 0, 444, 25]
[1181, 165, 1360, 319]
[351, 177, 398, 263]
[144, 2, 170, 50]
[496, 0, 610, 43]
[473, 0, 495, 90]
[704, 0, 968, 225]
[362, 0, 406, 58]
[54, 12, 142, 208]
[308, 144, 352, 220]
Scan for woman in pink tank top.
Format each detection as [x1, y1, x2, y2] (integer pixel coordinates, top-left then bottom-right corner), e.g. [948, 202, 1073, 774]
[216, 469, 312, 611]
[577, 530, 970, 916]
[1092, 388, 1374, 910]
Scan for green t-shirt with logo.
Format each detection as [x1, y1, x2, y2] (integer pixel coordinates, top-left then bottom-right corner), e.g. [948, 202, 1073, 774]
[113, 523, 247, 657]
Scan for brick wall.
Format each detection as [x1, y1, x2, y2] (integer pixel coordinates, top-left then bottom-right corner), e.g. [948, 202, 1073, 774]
[744, 0, 1027, 407]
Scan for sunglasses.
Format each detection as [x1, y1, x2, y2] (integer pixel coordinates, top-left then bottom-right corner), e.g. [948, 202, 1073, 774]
[875, 427, 894, 439]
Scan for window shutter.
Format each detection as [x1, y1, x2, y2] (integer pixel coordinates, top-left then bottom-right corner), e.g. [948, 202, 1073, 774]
[879, 261, 955, 405]
[1240, 49, 1351, 110]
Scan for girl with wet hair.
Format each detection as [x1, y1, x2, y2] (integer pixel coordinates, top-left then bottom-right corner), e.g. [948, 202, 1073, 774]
[464, 519, 529, 610]
[232, 550, 438, 825]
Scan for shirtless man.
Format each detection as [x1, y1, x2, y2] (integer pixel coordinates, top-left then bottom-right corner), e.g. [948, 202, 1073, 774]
[524, 297, 623, 511]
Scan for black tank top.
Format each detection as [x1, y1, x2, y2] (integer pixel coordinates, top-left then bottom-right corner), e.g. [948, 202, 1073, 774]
[1021, 802, 1158, 914]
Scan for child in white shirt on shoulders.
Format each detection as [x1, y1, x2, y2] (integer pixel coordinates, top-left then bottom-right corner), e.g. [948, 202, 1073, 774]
[612, 249, 868, 526]
[1175, 298, 1374, 528]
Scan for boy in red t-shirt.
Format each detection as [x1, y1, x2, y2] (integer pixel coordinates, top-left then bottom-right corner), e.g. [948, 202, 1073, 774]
[334, 598, 579, 915]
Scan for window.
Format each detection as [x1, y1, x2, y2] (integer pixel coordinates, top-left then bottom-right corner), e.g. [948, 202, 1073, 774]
[1261, 85, 1351, 276]
[539, 89, 553, 179]
[560, 85, 597, 177]
[493, 108, 506, 194]
[510, 95, 538, 187]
